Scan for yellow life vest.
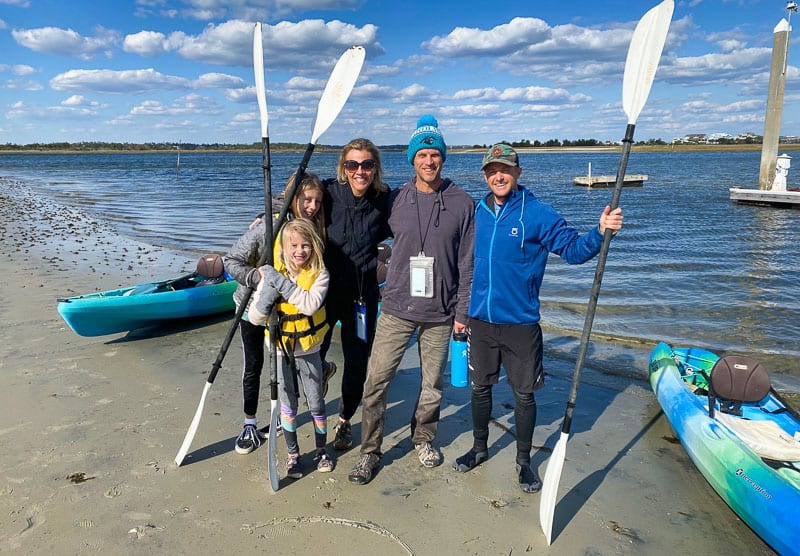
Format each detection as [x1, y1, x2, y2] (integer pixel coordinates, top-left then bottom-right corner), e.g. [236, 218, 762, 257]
[272, 259, 329, 353]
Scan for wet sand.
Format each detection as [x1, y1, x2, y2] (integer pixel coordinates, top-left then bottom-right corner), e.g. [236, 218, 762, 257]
[0, 177, 776, 555]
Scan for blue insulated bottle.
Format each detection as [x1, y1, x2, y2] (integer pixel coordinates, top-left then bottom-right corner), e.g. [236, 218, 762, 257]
[450, 331, 469, 387]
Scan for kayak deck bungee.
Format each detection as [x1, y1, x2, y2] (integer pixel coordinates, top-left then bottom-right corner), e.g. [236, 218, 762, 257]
[648, 342, 800, 555]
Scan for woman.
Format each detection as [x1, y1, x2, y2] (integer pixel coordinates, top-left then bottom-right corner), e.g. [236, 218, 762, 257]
[321, 138, 392, 450]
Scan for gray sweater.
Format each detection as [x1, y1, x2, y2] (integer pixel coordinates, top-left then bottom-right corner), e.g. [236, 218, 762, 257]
[380, 178, 475, 324]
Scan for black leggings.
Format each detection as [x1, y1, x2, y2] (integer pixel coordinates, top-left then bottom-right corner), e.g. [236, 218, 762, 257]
[471, 384, 537, 465]
[240, 318, 265, 417]
[319, 287, 379, 421]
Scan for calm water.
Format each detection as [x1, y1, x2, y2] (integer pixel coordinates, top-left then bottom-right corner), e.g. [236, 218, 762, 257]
[2, 150, 799, 383]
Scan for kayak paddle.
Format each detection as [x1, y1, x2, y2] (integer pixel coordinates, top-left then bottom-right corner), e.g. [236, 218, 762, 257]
[252, 22, 280, 492]
[538, 0, 674, 544]
[173, 35, 365, 468]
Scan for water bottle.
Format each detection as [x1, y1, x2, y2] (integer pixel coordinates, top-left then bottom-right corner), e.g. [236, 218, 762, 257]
[450, 331, 469, 387]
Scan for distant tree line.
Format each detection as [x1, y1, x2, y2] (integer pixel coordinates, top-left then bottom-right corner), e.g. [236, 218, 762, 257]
[0, 141, 329, 152]
[470, 138, 672, 149]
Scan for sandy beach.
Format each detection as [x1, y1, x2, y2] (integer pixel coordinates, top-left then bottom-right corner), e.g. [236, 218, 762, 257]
[0, 177, 777, 555]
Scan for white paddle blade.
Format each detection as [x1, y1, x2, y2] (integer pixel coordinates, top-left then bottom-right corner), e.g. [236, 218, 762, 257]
[539, 431, 569, 545]
[253, 22, 268, 138]
[310, 45, 366, 144]
[622, 0, 674, 124]
[174, 381, 212, 466]
[267, 399, 280, 492]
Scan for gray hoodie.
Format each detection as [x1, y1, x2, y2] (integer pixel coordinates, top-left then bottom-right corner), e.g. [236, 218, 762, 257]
[380, 177, 475, 324]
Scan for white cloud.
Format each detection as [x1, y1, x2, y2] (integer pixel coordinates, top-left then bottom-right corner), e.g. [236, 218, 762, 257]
[194, 72, 247, 88]
[130, 93, 223, 116]
[122, 30, 171, 57]
[168, 19, 383, 69]
[424, 17, 551, 57]
[49, 68, 246, 94]
[51, 68, 189, 93]
[0, 64, 36, 75]
[3, 79, 43, 91]
[12, 26, 120, 60]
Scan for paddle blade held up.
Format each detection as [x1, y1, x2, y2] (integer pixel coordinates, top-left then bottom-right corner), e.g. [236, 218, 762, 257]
[538, 0, 673, 545]
[311, 46, 365, 145]
[276, 45, 366, 228]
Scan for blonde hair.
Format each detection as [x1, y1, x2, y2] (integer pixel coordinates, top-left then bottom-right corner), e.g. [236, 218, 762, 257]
[284, 172, 327, 243]
[277, 218, 326, 277]
[336, 138, 389, 193]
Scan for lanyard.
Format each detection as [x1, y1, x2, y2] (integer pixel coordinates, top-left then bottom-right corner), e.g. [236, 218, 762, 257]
[414, 186, 439, 255]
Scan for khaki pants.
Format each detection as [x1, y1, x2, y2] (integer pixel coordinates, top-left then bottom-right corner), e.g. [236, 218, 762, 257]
[359, 312, 452, 456]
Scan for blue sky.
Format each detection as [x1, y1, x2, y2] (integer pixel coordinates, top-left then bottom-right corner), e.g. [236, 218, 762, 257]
[0, 0, 798, 146]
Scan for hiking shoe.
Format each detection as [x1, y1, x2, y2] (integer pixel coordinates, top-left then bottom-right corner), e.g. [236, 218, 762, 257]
[286, 453, 303, 479]
[348, 453, 380, 485]
[315, 450, 335, 473]
[415, 442, 442, 468]
[234, 424, 262, 455]
[322, 361, 337, 398]
[516, 463, 542, 493]
[257, 421, 283, 440]
[332, 421, 352, 451]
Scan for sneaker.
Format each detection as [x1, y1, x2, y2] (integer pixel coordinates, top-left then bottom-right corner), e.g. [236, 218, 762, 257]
[257, 421, 283, 440]
[234, 424, 262, 455]
[315, 450, 335, 473]
[348, 453, 380, 485]
[332, 420, 352, 451]
[286, 453, 303, 479]
[415, 442, 442, 468]
[516, 463, 542, 493]
[322, 361, 337, 398]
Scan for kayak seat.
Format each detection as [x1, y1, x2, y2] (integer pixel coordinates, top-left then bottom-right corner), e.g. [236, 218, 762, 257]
[708, 355, 770, 418]
[196, 254, 225, 286]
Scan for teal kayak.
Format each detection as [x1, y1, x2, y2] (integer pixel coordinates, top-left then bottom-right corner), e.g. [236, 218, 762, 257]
[648, 342, 800, 555]
[57, 272, 237, 337]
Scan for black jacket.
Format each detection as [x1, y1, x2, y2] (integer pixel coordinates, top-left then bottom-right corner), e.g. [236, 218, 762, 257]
[322, 178, 392, 301]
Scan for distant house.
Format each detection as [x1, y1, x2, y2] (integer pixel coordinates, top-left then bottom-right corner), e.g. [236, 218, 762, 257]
[682, 133, 708, 144]
[707, 132, 733, 143]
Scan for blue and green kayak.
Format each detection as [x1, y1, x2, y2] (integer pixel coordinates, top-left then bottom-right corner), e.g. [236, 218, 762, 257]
[648, 342, 800, 555]
[57, 272, 237, 337]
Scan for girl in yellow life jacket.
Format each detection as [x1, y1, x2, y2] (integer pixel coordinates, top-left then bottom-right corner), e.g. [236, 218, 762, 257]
[227, 172, 327, 457]
[249, 218, 332, 478]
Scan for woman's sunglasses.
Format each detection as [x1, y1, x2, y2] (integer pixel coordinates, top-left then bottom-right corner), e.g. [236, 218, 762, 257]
[344, 159, 376, 171]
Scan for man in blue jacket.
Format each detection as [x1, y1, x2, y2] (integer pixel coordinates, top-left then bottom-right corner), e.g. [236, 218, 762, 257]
[452, 143, 623, 493]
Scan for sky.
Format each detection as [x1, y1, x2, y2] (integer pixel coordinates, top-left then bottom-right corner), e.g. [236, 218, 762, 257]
[0, 0, 798, 147]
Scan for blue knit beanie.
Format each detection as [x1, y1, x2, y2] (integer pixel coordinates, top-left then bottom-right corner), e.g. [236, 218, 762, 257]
[407, 114, 447, 164]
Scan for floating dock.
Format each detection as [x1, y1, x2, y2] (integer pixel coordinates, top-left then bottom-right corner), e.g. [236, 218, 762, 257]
[573, 174, 648, 188]
[729, 187, 800, 208]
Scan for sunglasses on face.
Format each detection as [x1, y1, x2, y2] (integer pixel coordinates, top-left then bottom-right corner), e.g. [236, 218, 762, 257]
[343, 159, 376, 171]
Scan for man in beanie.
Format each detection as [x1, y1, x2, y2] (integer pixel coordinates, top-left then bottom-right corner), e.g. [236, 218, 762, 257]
[349, 115, 475, 485]
[452, 143, 623, 493]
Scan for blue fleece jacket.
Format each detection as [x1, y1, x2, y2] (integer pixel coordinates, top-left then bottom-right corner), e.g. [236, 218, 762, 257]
[468, 185, 603, 325]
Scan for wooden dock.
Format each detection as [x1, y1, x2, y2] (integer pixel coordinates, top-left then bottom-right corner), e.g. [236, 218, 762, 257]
[573, 174, 648, 188]
[729, 187, 800, 208]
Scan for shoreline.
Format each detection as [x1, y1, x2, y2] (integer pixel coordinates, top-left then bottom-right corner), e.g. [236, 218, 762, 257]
[0, 179, 778, 555]
[2, 144, 799, 156]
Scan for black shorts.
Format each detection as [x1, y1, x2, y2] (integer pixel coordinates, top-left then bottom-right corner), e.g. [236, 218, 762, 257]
[468, 318, 544, 393]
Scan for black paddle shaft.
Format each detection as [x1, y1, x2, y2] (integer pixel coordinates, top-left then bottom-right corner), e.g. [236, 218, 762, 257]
[561, 123, 634, 434]
[202, 142, 315, 386]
